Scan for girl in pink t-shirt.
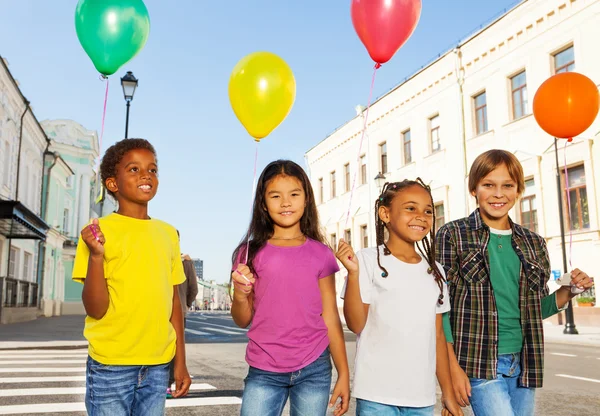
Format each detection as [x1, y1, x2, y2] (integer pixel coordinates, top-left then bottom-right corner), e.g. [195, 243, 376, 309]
[231, 159, 350, 416]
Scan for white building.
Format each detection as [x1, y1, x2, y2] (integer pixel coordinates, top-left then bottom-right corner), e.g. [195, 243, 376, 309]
[305, 0, 600, 307]
[0, 56, 50, 323]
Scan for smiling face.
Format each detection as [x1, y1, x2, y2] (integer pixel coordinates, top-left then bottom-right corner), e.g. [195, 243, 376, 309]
[379, 184, 433, 244]
[264, 174, 306, 232]
[105, 148, 159, 207]
[472, 163, 518, 229]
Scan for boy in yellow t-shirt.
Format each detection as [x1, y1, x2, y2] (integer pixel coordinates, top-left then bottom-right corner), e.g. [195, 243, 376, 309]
[73, 138, 191, 416]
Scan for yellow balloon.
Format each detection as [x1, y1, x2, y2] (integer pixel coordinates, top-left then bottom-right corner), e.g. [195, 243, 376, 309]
[228, 52, 296, 141]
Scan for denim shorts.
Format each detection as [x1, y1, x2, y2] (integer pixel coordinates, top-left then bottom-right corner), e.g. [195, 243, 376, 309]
[85, 356, 170, 416]
[356, 399, 434, 415]
[240, 347, 333, 416]
[469, 353, 536, 416]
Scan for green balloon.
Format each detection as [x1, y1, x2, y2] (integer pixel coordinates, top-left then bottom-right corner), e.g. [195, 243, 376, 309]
[75, 0, 150, 76]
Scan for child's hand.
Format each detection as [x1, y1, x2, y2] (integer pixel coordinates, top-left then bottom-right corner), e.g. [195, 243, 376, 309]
[232, 264, 255, 300]
[569, 268, 594, 292]
[172, 362, 191, 398]
[450, 364, 471, 407]
[81, 219, 105, 257]
[442, 395, 464, 416]
[336, 239, 358, 274]
[328, 373, 350, 415]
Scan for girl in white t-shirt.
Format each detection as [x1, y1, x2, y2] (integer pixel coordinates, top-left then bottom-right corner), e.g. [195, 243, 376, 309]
[337, 179, 462, 416]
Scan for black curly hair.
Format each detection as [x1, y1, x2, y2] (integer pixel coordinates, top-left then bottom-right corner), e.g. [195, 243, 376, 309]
[100, 138, 157, 198]
[375, 178, 446, 305]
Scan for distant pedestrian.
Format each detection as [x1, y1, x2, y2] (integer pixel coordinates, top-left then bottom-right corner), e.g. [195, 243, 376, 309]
[231, 160, 350, 416]
[73, 138, 191, 416]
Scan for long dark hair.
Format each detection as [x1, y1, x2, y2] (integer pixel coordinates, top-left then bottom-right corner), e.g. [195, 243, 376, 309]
[375, 179, 445, 304]
[231, 160, 327, 276]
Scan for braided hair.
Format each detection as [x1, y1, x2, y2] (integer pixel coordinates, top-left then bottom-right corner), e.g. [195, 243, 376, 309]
[374, 179, 446, 305]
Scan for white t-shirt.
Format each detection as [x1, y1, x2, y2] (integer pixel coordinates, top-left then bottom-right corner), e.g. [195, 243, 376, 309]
[341, 246, 450, 407]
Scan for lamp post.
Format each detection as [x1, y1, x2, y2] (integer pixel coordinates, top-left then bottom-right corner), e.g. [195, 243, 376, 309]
[374, 172, 386, 193]
[120, 71, 138, 138]
[554, 138, 578, 334]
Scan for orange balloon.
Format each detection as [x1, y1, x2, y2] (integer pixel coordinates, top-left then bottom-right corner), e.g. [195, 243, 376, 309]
[533, 72, 599, 139]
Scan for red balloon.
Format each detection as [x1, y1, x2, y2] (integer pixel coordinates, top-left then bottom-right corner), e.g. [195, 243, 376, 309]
[351, 0, 422, 65]
[533, 72, 599, 140]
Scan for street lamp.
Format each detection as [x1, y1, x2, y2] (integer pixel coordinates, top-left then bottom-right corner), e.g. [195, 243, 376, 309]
[120, 71, 138, 138]
[374, 172, 386, 193]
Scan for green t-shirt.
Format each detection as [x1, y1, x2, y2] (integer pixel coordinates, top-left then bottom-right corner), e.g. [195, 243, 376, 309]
[442, 228, 560, 349]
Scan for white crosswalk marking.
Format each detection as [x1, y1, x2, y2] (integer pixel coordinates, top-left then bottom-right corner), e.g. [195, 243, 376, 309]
[0, 348, 241, 414]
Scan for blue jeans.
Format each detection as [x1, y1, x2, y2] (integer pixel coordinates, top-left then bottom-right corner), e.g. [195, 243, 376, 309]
[469, 353, 536, 416]
[240, 347, 332, 416]
[86, 356, 170, 416]
[356, 399, 434, 415]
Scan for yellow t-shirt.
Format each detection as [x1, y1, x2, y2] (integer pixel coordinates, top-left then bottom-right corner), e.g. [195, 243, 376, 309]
[72, 212, 185, 365]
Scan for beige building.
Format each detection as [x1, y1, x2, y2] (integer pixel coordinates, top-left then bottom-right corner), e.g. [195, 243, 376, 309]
[305, 0, 600, 307]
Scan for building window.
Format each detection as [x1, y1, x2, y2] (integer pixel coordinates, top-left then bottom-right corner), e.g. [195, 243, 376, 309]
[330, 233, 337, 248]
[318, 177, 323, 204]
[379, 142, 388, 173]
[430, 115, 441, 153]
[344, 163, 350, 193]
[344, 229, 352, 245]
[360, 155, 367, 185]
[8, 247, 18, 278]
[474, 92, 488, 135]
[434, 203, 445, 233]
[402, 130, 412, 164]
[519, 178, 538, 232]
[330, 171, 336, 199]
[361, 225, 368, 248]
[554, 46, 575, 74]
[511, 71, 528, 120]
[23, 252, 32, 281]
[563, 165, 589, 231]
[63, 208, 69, 234]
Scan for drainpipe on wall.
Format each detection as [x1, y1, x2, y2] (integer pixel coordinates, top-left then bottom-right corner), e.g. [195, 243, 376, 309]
[453, 47, 469, 217]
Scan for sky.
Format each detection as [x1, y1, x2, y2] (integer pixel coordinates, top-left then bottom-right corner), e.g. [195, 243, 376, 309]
[0, 0, 521, 283]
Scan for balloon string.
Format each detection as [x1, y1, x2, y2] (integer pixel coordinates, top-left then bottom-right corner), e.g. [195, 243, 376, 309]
[244, 141, 260, 264]
[96, 77, 109, 168]
[344, 63, 380, 227]
[563, 139, 573, 270]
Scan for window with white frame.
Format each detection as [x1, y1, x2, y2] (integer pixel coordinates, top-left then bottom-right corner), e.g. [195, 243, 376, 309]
[344, 163, 350, 193]
[360, 225, 368, 248]
[63, 208, 70, 234]
[360, 155, 367, 185]
[474, 91, 488, 135]
[434, 203, 445, 233]
[330, 233, 337, 248]
[8, 247, 18, 278]
[430, 115, 441, 153]
[402, 130, 412, 165]
[23, 252, 32, 281]
[379, 142, 388, 173]
[330, 171, 336, 198]
[510, 71, 528, 120]
[344, 229, 351, 245]
[554, 45, 575, 74]
[519, 178, 538, 232]
[562, 165, 589, 231]
[318, 177, 323, 204]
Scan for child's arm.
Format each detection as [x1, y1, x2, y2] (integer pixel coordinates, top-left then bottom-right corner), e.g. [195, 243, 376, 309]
[80, 219, 109, 320]
[446, 342, 471, 407]
[319, 274, 350, 416]
[170, 289, 191, 398]
[436, 315, 463, 416]
[231, 264, 255, 328]
[336, 240, 369, 334]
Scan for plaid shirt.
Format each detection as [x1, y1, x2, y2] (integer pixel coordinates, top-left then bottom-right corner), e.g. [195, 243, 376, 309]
[436, 209, 550, 388]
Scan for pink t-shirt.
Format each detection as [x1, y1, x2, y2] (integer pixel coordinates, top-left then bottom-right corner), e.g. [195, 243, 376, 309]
[234, 238, 339, 373]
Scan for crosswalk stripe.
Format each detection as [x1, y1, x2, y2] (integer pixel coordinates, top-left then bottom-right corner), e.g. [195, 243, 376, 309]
[0, 383, 217, 397]
[191, 327, 242, 335]
[188, 321, 248, 333]
[0, 367, 85, 373]
[0, 354, 87, 359]
[185, 328, 211, 336]
[0, 360, 86, 365]
[0, 350, 87, 355]
[0, 396, 242, 414]
[0, 376, 85, 383]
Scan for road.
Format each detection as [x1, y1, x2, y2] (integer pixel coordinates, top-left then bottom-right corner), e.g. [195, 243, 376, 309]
[0, 312, 598, 415]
